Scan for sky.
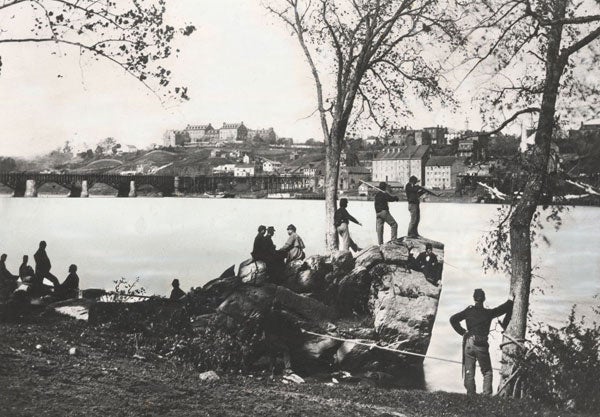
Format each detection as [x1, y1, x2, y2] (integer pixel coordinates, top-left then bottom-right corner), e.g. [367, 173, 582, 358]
[0, 0, 587, 157]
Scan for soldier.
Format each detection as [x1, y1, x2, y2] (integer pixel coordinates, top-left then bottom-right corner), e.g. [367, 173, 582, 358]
[334, 198, 362, 252]
[412, 243, 441, 286]
[251, 225, 267, 261]
[374, 182, 400, 245]
[450, 289, 513, 395]
[405, 176, 431, 238]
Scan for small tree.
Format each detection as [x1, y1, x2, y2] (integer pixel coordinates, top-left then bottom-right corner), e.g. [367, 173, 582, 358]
[266, 0, 458, 250]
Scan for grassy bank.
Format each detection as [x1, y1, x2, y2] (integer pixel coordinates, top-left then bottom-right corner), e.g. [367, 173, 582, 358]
[0, 311, 591, 417]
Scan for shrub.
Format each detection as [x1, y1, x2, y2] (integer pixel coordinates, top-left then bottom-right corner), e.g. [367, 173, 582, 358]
[515, 307, 600, 413]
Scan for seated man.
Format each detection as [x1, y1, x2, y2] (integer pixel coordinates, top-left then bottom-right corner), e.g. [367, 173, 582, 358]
[0, 253, 18, 300]
[54, 264, 80, 300]
[170, 279, 186, 301]
[19, 255, 35, 284]
[412, 243, 441, 285]
[278, 224, 306, 263]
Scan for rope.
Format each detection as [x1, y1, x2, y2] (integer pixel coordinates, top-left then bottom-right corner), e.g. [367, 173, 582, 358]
[300, 329, 501, 371]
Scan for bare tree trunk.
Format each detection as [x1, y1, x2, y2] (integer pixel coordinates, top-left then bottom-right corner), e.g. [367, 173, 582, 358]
[499, 7, 566, 393]
[324, 137, 341, 252]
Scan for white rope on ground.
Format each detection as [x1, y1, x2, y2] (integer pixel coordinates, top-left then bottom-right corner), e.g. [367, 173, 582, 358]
[300, 329, 502, 371]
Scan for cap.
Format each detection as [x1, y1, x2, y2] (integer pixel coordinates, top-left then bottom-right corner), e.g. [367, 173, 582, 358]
[473, 288, 486, 302]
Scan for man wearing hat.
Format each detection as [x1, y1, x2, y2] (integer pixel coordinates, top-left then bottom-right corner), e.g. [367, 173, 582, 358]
[251, 225, 267, 261]
[412, 242, 441, 285]
[405, 176, 428, 238]
[450, 289, 513, 395]
[278, 224, 305, 263]
[374, 182, 400, 245]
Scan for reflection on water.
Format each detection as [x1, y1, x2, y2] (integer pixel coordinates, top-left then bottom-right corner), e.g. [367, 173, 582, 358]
[0, 198, 598, 393]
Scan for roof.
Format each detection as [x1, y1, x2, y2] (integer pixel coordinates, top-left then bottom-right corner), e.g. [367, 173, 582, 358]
[426, 156, 457, 166]
[374, 145, 430, 160]
[344, 166, 371, 174]
[359, 181, 403, 188]
[186, 124, 213, 130]
[222, 122, 245, 129]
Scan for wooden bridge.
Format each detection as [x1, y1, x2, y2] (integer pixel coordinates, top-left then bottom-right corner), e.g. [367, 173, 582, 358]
[0, 172, 313, 197]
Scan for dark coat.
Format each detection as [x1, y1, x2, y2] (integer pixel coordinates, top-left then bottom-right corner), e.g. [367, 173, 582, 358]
[450, 301, 513, 346]
[34, 248, 51, 274]
[374, 191, 399, 213]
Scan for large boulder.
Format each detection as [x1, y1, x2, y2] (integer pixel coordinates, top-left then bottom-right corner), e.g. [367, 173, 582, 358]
[217, 284, 336, 323]
[238, 259, 268, 285]
[286, 255, 331, 293]
[354, 245, 383, 269]
[373, 294, 438, 354]
[380, 240, 411, 266]
[330, 250, 355, 274]
[336, 267, 372, 316]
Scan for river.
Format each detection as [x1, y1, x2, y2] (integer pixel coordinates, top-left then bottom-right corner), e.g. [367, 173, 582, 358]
[0, 197, 598, 393]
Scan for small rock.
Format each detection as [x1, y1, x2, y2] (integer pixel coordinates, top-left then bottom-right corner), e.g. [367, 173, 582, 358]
[199, 370, 220, 382]
[282, 373, 305, 384]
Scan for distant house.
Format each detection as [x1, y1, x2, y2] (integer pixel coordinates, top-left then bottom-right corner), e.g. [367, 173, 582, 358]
[458, 139, 478, 158]
[372, 145, 431, 185]
[220, 122, 248, 142]
[423, 126, 448, 145]
[210, 149, 227, 158]
[213, 164, 236, 175]
[262, 159, 283, 173]
[234, 164, 256, 177]
[339, 166, 371, 191]
[425, 156, 466, 189]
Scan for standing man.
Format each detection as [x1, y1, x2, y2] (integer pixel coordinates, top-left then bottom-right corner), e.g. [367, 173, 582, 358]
[334, 198, 362, 252]
[450, 289, 513, 395]
[33, 241, 60, 290]
[405, 176, 430, 238]
[375, 182, 399, 245]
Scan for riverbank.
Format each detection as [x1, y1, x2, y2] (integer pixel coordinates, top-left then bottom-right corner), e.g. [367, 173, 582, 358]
[0, 311, 590, 417]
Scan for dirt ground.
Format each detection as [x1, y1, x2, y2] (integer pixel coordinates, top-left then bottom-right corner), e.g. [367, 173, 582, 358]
[0, 312, 590, 417]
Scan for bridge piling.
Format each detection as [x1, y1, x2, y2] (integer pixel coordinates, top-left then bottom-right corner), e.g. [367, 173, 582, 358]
[128, 180, 137, 198]
[24, 180, 37, 197]
[81, 180, 89, 198]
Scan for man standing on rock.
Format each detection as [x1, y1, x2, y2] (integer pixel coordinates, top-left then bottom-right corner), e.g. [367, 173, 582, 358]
[405, 176, 430, 238]
[334, 198, 362, 252]
[374, 182, 399, 245]
[450, 289, 513, 395]
[33, 241, 60, 292]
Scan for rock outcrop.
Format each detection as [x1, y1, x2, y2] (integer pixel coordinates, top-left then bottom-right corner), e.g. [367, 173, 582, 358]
[205, 236, 444, 375]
